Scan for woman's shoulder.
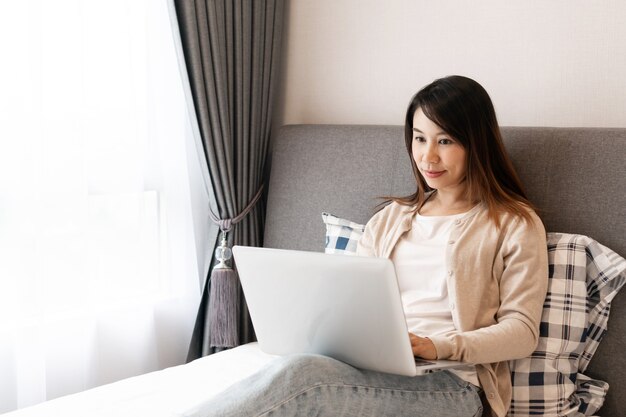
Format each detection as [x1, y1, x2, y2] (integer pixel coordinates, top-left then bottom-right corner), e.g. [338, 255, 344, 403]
[358, 201, 415, 257]
[492, 205, 547, 243]
[503, 204, 544, 227]
[467, 203, 546, 236]
[369, 200, 415, 225]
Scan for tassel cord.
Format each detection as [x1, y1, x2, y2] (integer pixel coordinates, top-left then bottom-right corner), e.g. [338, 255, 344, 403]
[209, 184, 264, 234]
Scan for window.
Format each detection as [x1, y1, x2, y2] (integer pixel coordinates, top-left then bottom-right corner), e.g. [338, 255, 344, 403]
[0, 0, 203, 412]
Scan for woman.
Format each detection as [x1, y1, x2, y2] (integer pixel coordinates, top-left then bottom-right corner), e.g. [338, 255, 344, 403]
[206, 76, 548, 417]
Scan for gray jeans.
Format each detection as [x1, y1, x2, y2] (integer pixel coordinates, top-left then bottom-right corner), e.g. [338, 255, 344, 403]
[204, 353, 484, 417]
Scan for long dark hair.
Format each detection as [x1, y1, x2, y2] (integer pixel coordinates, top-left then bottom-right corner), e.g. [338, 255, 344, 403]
[392, 75, 535, 226]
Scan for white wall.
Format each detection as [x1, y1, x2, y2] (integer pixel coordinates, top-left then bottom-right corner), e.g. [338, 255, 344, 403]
[275, 0, 626, 128]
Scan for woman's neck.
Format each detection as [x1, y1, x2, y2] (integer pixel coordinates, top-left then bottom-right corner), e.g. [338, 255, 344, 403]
[419, 190, 477, 216]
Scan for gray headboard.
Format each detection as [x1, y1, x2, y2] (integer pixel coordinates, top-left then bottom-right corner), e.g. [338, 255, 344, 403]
[263, 124, 626, 414]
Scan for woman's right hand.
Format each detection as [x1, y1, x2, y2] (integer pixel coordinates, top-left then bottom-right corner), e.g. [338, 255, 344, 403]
[409, 333, 437, 360]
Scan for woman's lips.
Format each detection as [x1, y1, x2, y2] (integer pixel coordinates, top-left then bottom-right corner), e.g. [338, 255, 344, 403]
[423, 170, 445, 178]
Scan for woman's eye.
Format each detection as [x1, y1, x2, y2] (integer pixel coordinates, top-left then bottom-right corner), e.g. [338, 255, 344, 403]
[414, 136, 425, 142]
[439, 138, 453, 145]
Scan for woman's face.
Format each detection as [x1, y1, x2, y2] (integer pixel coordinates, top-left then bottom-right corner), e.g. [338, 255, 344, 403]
[411, 107, 467, 195]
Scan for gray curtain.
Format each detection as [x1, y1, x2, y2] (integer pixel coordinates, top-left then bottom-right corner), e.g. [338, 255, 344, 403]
[173, 0, 285, 359]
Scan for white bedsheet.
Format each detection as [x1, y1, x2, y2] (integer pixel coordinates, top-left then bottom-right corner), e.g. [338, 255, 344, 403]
[4, 343, 276, 417]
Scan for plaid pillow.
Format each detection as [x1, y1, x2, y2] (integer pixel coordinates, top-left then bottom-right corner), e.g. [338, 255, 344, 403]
[321, 212, 364, 255]
[508, 233, 626, 416]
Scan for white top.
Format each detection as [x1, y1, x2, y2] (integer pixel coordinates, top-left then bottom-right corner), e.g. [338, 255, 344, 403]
[391, 208, 480, 386]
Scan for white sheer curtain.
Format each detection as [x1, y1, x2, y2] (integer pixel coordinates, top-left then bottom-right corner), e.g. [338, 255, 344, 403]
[0, 0, 206, 413]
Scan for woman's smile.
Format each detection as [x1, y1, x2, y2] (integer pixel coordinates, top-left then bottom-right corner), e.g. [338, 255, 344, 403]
[422, 169, 445, 178]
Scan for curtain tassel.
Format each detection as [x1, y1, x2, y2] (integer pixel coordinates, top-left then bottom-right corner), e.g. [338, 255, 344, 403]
[207, 185, 264, 349]
[208, 230, 240, 348]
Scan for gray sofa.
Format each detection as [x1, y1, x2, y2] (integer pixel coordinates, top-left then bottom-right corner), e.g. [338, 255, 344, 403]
[264, 125, 626, 416]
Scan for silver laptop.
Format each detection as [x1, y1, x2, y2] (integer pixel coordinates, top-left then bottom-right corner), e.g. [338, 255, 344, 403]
[232, 246, 465, 376]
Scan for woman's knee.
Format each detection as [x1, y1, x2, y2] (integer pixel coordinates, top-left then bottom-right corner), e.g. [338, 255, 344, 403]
[263, 353, 351, 386]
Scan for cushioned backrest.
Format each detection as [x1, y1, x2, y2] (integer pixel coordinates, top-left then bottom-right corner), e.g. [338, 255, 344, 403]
[263, 124, 626, 415]
[501, 127, 626, 256]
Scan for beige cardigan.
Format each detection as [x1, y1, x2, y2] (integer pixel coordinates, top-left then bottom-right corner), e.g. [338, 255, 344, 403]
[356, 202, 549, 417]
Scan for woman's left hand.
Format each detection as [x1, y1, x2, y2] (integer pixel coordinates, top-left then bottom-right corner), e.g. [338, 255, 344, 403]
[409, 333, 437, 360]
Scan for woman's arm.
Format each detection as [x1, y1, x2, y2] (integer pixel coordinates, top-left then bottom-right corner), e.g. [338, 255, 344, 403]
[429, 214, 549, 364]
[355, 206, 389, 258]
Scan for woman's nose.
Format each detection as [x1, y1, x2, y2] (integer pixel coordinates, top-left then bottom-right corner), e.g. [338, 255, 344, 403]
[422, 144, 439, 163]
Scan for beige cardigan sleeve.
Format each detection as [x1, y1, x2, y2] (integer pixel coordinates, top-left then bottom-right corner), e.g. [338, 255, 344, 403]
[428, 214, 549, 364]
[356, 225, 376, 258]
[356, 206, 388, 258]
